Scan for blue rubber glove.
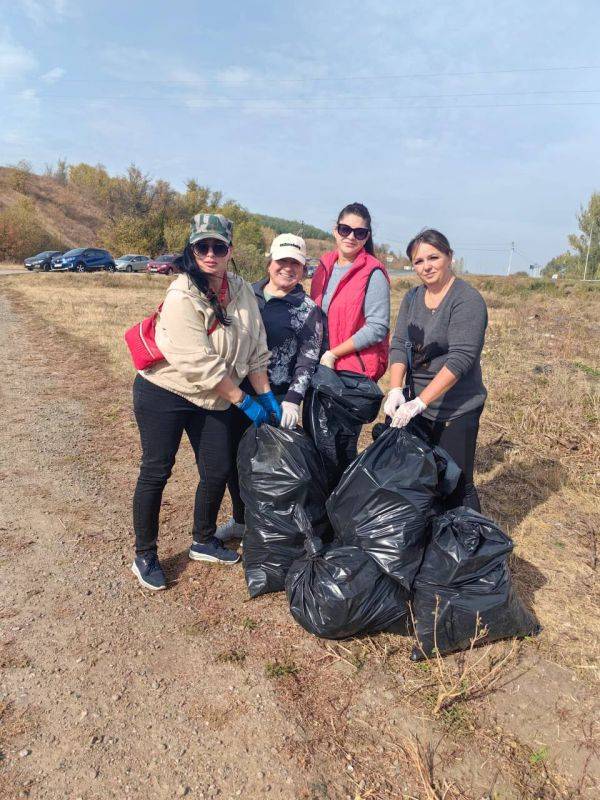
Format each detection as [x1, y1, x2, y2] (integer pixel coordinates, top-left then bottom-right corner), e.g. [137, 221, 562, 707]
[237, 394, 268, 427]
[257, 390, 282, 424]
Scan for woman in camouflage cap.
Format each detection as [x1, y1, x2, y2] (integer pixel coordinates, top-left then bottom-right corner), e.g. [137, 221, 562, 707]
[130, 212, 282, 591]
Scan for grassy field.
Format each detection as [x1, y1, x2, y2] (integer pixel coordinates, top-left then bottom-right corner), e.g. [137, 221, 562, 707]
[4, 270, 599, 672]
[2, 270, 599, 798]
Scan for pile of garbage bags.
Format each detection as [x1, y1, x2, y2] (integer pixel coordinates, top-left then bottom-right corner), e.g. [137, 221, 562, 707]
[327, 427, 460, 593]
[302, 366, 383, 489]
[285, 506, 409, 639]
[236, 369, 538, 655]
[410, 507, 540, 659]
[237, 425, 329, 598]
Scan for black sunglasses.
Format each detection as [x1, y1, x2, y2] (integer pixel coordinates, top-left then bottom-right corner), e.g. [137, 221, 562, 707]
[193, 239, 229, 258]
[336, 223, 370, 241]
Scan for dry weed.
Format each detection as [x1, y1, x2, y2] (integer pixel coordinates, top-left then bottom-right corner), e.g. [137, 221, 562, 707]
[398, 735, 466, 800]
[409, 601, 521, 717]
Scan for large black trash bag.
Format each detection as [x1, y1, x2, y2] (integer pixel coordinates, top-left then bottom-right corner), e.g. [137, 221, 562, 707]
[326, 427, 460, 593]
[237, 424, 329, 598]
[302, 366, 383, 489]
[285, 507, 409, 639]
[410, 507, 540, 660]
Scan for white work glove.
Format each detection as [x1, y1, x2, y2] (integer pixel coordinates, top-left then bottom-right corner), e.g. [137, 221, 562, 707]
[319, 350, 337, 369]
[280, 401, 300, 429]
[390, 397, 427, 428]
[383, 387, 406, 418]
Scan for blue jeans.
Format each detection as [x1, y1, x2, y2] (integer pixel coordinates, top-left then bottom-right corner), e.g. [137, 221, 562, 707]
[132, 375, 232, 554]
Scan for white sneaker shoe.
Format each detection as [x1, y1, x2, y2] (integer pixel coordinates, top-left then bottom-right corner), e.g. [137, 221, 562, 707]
[214, 519, 245, 542]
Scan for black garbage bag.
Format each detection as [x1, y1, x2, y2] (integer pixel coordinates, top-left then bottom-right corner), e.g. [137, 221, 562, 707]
[302, 366, 383, 489]
[326, 427, 460, 593]
[410, 507, 540, 660]
[237, 424, 330, 598]
[285, 507, 409, 639]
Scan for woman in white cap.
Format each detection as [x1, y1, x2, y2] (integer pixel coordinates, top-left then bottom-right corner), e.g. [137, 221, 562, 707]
[216, 233, 324, 542]
[130, 213, 281, 590]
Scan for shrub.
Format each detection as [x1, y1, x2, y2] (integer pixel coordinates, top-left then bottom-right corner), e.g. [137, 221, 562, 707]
[0, 198, 65, 261]
[163, 220, 188, 254]
[233, 243, 265, 283]
[100, 213, 165, 257]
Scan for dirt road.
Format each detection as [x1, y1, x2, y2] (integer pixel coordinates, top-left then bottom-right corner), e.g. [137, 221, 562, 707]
[1, 287, 598, 800]
[0, 294, 319, 799]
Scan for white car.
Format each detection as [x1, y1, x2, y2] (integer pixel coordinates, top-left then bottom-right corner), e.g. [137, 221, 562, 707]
[115, 254, 150, 273]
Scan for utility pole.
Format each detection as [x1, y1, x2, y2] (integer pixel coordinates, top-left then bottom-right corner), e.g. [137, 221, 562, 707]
[583, 221, 594, 281]
[507, 241, 515, 276]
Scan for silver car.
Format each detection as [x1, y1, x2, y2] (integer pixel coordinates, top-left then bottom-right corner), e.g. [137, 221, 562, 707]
[115, 254, 150, 273]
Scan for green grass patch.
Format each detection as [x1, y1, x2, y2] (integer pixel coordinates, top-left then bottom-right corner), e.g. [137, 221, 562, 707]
[265, 660, 299, 679]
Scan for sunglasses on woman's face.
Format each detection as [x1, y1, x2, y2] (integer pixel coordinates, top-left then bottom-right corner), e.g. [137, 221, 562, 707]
[193, 240, 229, 258]
[336, 223, 370, 241]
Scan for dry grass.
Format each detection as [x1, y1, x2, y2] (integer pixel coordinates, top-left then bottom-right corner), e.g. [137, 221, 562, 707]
[3, 272, 599, 682]
[410, 603, 521, 716]
[2, 272, 599, 797]
[0, 262, 27, 270]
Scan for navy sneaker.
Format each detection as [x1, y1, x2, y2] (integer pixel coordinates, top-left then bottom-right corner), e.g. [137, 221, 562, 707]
[131, 552, 167, 591]
[189, 537, 241, 565]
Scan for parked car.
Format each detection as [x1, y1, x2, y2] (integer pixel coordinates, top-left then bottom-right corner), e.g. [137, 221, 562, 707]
[51, 248, 116, 273]
[146, 254, 180, 275]
[115, 254, 150, 273]
[305, 257, 319, 278]
[24, 251, 63, 271]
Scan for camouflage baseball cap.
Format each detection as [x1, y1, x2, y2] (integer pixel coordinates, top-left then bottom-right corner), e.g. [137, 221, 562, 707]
[189, 213, 233, 246]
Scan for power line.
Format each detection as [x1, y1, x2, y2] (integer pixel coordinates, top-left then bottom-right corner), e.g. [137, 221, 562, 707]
[37, 63, 600, 86]
[14, 88, 600, 102]
[8, 95, 600, 111]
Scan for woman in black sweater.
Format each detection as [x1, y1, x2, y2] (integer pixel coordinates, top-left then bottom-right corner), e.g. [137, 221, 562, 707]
[384, 229, 488, 510]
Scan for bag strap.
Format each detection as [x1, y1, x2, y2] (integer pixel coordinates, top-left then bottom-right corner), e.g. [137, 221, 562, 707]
[404, 286, 419, 401]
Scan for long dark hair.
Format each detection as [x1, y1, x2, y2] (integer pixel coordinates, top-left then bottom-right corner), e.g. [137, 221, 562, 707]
[337, 202, 375, 256]
[174, 244, 231, 327]
[406, 228, 453, 262]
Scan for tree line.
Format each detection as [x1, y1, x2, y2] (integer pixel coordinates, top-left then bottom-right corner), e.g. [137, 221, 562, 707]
[543, 192, 600, 280]
[0, 160, 315, 279]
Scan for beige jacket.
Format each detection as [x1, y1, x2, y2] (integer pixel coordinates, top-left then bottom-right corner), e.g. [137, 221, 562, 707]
[141, 272, 270, 410]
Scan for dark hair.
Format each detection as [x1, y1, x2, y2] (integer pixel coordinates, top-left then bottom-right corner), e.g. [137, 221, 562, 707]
[174, 244, 231, 327]
[406, 228, 453, 262]
[337, 202, 375, 256]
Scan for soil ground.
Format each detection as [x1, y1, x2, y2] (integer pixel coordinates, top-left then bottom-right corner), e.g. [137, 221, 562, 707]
[1, 275, 598, 800]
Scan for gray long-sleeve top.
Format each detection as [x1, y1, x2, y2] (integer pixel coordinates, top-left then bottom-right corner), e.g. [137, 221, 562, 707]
[321, 262, 390, 350]
[389, 278, 488, 421]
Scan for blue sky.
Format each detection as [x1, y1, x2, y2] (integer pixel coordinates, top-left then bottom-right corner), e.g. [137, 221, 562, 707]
[1, 0, 599, 273]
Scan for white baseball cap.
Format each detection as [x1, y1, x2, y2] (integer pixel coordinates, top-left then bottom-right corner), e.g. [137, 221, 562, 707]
[269, 233, 307, 266]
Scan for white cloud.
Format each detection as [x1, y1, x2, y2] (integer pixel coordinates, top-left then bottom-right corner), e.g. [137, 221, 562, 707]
[217, 66, 252, 85]
[0, 28, 37, 81]
[41, 66, 65, 83]
[18, 0, 70, 28]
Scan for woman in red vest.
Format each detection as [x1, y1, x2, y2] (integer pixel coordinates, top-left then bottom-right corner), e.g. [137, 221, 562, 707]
[310, 202, 390, 467]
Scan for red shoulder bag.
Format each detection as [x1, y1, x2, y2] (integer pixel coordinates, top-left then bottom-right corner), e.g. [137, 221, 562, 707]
[124, 275, 227, 371]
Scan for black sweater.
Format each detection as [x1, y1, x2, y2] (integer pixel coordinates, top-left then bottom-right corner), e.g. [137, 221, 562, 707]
[252, 279, 323, 405]
[389, 278, 488, 421]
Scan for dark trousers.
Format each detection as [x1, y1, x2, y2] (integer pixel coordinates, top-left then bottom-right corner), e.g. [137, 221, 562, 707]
[132, 375, 232, 555]
[331, 422, 362, 488]
[411, 406, 483, 512]
[226, 404, 251, 524]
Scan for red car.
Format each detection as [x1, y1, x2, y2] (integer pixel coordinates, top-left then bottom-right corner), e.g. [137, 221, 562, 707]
[146, 254, 180, 275]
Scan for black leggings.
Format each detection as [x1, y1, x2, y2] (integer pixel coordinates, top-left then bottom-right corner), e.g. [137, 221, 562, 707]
[132, 375, 232, 555]
[411, 406, 483, 512]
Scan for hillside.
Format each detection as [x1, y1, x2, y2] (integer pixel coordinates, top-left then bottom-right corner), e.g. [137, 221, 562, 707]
[0, 165, 331, 264]
[254, 213, 332, 241]
[0, 167, 107, 251]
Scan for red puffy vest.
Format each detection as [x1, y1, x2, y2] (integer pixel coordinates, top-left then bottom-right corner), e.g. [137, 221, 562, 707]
[311, 249, 390, 381]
